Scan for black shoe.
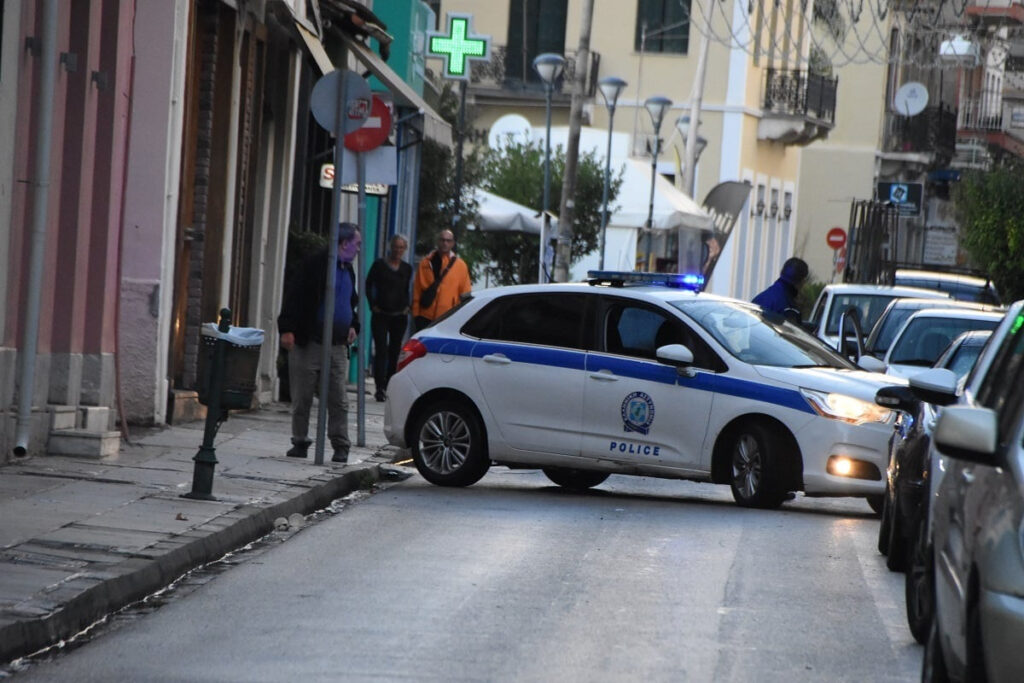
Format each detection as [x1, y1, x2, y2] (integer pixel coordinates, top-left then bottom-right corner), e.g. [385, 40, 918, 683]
[331, 449, 349, 463]
[374, 390, 386, 402]
[286, 442, 310, 458]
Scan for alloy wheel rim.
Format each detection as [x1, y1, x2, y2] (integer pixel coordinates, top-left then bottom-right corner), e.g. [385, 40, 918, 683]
[732, 434, 761, 498]
[419, 411, 471, 474]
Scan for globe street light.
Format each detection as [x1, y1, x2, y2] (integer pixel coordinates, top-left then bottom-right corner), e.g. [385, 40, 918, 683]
[533, 52, 565, 282]
[643, 95, 672, 270]
[598, 76, 627, 271]
[675, 114, 707, 176]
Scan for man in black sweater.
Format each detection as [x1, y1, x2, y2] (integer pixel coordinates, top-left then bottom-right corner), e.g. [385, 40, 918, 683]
[365, 234, 413, 401]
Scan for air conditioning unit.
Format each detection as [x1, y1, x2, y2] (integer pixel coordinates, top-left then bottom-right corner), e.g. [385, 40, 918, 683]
[939, 35, 980, 67]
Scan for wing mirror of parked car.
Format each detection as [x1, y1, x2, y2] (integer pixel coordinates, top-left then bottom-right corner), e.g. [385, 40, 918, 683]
[858, 355, 887, 373]
[933, 405, 998, 465]
[874, 384, 918, 414]
[907, 367, 960, 406]
[656, 344, 696, 376]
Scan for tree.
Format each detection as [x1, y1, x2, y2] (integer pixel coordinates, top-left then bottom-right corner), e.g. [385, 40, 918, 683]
[953, 161, 1024, 302]
[460, 138, 622, 286]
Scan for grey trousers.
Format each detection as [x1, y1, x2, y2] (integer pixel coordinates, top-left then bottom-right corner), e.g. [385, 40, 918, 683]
[288, 342, 350, 451]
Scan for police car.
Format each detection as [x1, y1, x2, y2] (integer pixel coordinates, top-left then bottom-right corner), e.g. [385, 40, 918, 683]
[384, 272, 900, 509]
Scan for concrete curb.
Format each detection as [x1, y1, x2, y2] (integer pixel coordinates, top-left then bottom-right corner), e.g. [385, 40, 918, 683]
[0, 462, 384, 664]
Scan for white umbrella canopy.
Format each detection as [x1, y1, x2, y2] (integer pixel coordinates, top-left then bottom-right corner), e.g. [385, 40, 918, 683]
[468, 189, 544, 235]
[611, 158, 712, 231]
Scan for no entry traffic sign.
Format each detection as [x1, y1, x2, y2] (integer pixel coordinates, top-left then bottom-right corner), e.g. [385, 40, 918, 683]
[826, 227, 847, 250]
[344, 94, 392, 152]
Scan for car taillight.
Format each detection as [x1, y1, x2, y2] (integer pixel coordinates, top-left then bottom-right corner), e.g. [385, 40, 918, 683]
[396, 338, 427, 372]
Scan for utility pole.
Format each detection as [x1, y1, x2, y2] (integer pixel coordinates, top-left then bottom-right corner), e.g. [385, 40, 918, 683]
[554, 0, 594, 283]
[681, 0, 713, 198]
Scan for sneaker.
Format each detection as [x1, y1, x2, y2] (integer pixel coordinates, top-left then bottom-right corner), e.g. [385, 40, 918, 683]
[331, 449, 349, 463]
[286, 442, 310, 458]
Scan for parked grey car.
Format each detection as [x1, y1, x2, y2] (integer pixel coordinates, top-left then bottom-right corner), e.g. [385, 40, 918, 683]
[924, 301, 1024, 682]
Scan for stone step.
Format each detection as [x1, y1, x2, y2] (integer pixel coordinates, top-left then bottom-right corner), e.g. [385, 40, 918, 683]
[48, 429, 121, 459]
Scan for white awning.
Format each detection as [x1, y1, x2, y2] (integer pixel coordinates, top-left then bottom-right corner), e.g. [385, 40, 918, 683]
[341, 34, 453, 147]
[293, 19, 334, 76]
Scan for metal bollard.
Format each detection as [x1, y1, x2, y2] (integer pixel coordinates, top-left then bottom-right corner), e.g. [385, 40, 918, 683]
[182, 307, 232, 501]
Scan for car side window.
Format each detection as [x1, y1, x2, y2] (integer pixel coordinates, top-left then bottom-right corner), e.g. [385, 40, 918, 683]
[976, 316, 1024, 436]
[602, 299, 724, 370]
[461, 293, 589, 350]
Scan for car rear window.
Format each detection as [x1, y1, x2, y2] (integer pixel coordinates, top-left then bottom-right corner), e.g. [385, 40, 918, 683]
[461, 293, 589, 350]
[826, 294, 898, 335]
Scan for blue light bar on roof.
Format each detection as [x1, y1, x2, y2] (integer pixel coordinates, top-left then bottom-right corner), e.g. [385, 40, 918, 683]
[586, 271, 705, 291]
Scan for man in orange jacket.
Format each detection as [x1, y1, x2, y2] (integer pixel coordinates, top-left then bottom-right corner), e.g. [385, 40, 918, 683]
[412, 229, 472, 331]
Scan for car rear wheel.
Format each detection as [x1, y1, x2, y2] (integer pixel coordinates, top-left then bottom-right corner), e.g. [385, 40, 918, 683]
[728, 422, 787, 509]
[411, 400, 490, 487]
[542, 467, 609, 491]
[905, 513, 933, 645]
[922, 619, 950, 683]
[877, 491, 893, 555]
[885, 489, 908, 572]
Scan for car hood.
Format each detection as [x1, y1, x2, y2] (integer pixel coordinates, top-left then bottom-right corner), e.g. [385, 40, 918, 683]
[753, 365, 904, 402]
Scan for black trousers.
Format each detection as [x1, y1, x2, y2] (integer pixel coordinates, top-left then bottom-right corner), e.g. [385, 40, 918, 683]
[371, 312, 408, 392]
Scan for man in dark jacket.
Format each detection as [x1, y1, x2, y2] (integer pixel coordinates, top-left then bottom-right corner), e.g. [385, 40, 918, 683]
[752, 257, 809, 324]
[278, 223, 361, 463]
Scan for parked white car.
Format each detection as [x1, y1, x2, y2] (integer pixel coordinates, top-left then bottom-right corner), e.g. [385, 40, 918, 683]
[385, 272, 900, 510]
[876, 308, 1003, 379]
[806, 283, 948, 351]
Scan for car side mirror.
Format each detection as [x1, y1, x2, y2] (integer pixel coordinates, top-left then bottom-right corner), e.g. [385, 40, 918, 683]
[858, 355, 887, 373]
[934, 405, 998, 465]
[656, 343, 695, 369]
[908, 368, 959, 406]
[874, 384, 918, 414]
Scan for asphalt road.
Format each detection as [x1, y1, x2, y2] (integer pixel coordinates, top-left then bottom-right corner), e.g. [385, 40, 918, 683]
[12, 469, 921, 682]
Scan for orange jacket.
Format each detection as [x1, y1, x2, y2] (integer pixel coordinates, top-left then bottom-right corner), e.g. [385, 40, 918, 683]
[412, 251, 472, 320]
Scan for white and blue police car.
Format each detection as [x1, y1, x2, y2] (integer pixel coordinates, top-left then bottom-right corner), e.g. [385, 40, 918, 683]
[384, 271, 901, 509]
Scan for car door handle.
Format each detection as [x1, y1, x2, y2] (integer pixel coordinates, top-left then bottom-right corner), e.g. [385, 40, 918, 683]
[482, 354, 512, 365]
[960, 470, 975, 484]
[589, 370, 619, 381]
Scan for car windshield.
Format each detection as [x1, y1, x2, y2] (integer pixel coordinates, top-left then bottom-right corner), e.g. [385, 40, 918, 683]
[868, 305, 929, 354]
[890, 317, 1000, 366]
[943, 343, 985, 380]
[825, 294, 898, 335]
[671, 300, 856, 368]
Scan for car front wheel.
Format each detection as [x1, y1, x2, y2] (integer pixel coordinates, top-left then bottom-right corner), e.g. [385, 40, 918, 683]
[411, 400, 490, 487]
[728, 422, 787, 509]
[905, 513, 933, 645]
[543, 467, 610, 491]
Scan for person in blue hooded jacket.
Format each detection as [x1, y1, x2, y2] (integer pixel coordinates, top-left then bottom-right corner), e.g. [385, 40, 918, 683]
[752, 257, 809, 324]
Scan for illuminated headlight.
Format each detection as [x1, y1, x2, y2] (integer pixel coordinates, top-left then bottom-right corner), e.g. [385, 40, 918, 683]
[801, 388, 894, 425]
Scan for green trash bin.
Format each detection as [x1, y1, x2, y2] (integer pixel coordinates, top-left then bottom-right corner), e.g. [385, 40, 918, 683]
[197, 324, 264, 410]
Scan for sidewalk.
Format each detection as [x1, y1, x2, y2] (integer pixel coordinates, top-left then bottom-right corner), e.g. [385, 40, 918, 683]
[0, 388, 404, 664]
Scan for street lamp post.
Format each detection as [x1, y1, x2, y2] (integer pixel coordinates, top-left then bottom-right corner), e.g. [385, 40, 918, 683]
[533, 52, 565, 283]
[598, 76, 627, 271]
[643, 95, 672, 270]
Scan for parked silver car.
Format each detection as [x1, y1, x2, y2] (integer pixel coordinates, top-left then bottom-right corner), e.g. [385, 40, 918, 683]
[923, 301, 1024, 682]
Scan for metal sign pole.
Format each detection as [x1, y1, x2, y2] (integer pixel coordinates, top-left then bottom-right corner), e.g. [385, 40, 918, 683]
[315, 74, 349, 466]
[356, 151, 367, 447]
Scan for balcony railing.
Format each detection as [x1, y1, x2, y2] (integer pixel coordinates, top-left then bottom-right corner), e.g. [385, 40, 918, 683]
[468, 45, 601, 99]
[762, 69, 837, 124]
[958, 96, 1005, 131]
[882, 105, 957, 161]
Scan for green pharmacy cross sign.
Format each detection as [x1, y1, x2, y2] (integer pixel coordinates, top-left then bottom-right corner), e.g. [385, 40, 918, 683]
[427, 13, 491, 80]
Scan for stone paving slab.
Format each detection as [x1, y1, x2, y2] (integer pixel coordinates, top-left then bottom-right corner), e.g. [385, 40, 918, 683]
[0, 394, 399, 664]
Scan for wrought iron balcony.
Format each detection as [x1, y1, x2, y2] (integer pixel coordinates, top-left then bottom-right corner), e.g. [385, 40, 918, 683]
[758, 69, 837, 144]
[958, 96, 1004, 132]
[882, 104, 957, 165]
[467, 44, 601, 101]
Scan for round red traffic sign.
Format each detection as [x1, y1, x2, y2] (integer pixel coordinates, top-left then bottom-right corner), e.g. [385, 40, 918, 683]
[826, 227, 847, 250]
[344, 94, 392, 152]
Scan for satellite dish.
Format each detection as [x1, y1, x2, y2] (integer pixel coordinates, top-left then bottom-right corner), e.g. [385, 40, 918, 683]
[488, 114, 532, 149]
[893, 82, 929, 117]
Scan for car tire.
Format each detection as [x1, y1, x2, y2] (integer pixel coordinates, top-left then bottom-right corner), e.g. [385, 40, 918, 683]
[922, 619, 950, 683]
[542, 467, 610, 491]
[411, 400, 490, 487]
[885, 489, 908, 572]
[905, 513, 933, 645]
[878, 491, 893, 556]
[728, 422, 787, 509]
[866, 493, 884, 516]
